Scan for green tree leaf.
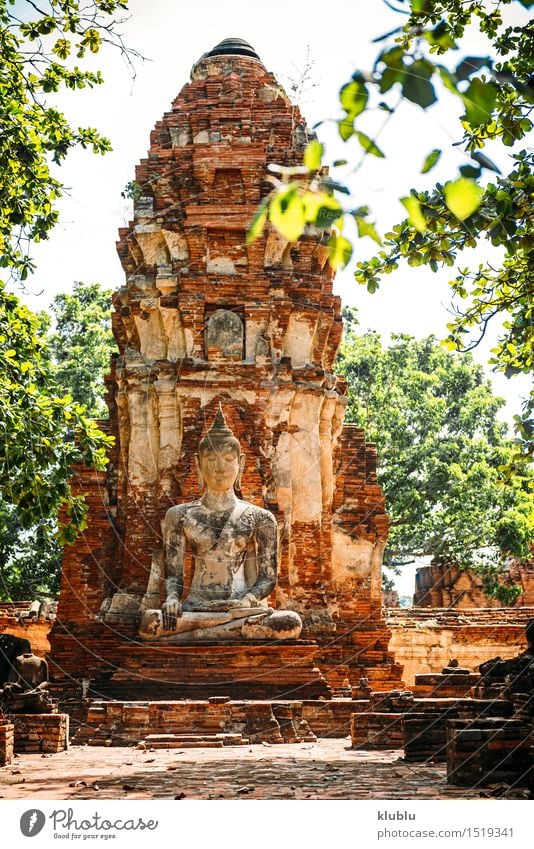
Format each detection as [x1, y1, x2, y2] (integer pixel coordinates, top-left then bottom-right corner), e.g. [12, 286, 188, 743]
[303, 191, 342, 226]
[401, 195, 426, 232]
[402, 61, 436, 108]
[355, 215, 382, 245]
[246, 199, 269, 244]
[356, 131, 385, 158]
[338, 119, 355, 141]
[411, 0, 431, 12]
[471, 151, 501, 174]
[459, 164, 481, 179]
[327, 234, 353, 269]
[269, 187, 306, 241]
[340, 77, 368, 119]
[421, 148, 441, 174]
[444, 177, 484, 220]
[456, 56, 492, 82]
[304, 140, 324, 172]
[463, 79, 498, 128]
[425, 21, 457, 51]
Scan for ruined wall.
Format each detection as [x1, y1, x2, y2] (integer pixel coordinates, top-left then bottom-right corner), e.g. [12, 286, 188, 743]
[414, 561, 534, 608]
[0, 603, 52, 656]
[386, 607, 533, 685]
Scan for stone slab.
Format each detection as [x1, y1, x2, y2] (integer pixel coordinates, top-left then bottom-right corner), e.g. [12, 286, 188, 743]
[91, 642, 331, 701]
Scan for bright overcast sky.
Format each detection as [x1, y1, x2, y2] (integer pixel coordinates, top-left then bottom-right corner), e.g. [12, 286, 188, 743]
[17, 0, 530, 436]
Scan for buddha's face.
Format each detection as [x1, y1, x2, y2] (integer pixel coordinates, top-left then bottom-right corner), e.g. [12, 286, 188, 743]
[197, 439, 244, 493]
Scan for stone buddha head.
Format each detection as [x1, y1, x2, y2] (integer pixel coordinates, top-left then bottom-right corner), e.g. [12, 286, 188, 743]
[196, 405, 245, 493]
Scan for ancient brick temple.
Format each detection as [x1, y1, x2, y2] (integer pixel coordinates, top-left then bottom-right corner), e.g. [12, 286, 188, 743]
[49, 38, 402, 700]
[414, 560, 534, 608]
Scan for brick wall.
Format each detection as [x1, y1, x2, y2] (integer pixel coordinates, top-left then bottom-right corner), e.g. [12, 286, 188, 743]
[386, 607, 532, 685]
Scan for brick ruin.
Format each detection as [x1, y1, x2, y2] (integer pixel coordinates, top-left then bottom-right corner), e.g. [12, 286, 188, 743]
[48, 38, 402, 702]
[0, 718, 14, 766]
[414, 560, 534, 609]
[350, 619, 533, 793]
[386, 607, 532, 686]
[0, 602, 53, 657]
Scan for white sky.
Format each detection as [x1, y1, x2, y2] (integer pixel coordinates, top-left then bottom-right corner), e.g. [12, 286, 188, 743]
[13, 0, 531, 598]
[18, 0, 530, 421]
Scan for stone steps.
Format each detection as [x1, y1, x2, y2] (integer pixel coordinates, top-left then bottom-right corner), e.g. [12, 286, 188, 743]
[140, 733, 247, 748]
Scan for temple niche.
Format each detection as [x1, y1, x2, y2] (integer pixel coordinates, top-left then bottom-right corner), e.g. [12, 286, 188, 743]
[49, 37, 402, 699]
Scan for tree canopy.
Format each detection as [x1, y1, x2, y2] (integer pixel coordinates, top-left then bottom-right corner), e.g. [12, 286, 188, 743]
[0, 283, 112, 543]
[0, 2, 130, 598]
[0, 280, 114, 601]
[257, 0, 533, 457]
[336, 319, 532, 603]
[0, 500, 62, 600]
[48, 281, 116, 418]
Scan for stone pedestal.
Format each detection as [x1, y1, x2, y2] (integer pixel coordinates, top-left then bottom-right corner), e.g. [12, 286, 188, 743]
[12, 713, 69, 754]
[350, 697, 514, 752]
[351, 712, 404, 749]
[300, 700, 357, 738]
[73, 699, 317, 747]
[413, 672, 480, 698]
[92, 642, 330, 701]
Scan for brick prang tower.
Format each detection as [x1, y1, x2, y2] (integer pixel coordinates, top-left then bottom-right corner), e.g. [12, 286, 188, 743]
[50, 38, 402, 699]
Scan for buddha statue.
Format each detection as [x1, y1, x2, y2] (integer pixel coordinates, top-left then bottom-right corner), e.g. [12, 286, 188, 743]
[138, 406, 302, 642]
[0, 652, 54, 714]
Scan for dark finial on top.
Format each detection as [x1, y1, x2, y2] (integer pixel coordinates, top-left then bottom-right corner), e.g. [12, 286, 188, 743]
[204, 37, 260, 60]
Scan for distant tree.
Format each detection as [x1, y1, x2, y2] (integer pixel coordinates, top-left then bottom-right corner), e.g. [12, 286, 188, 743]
[0, 501, 61, 600]
[336, 325, 533, 603]
[48, 282, 116, 418]
[0, 284, 112, 541]
[0, 282, 115, 602]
